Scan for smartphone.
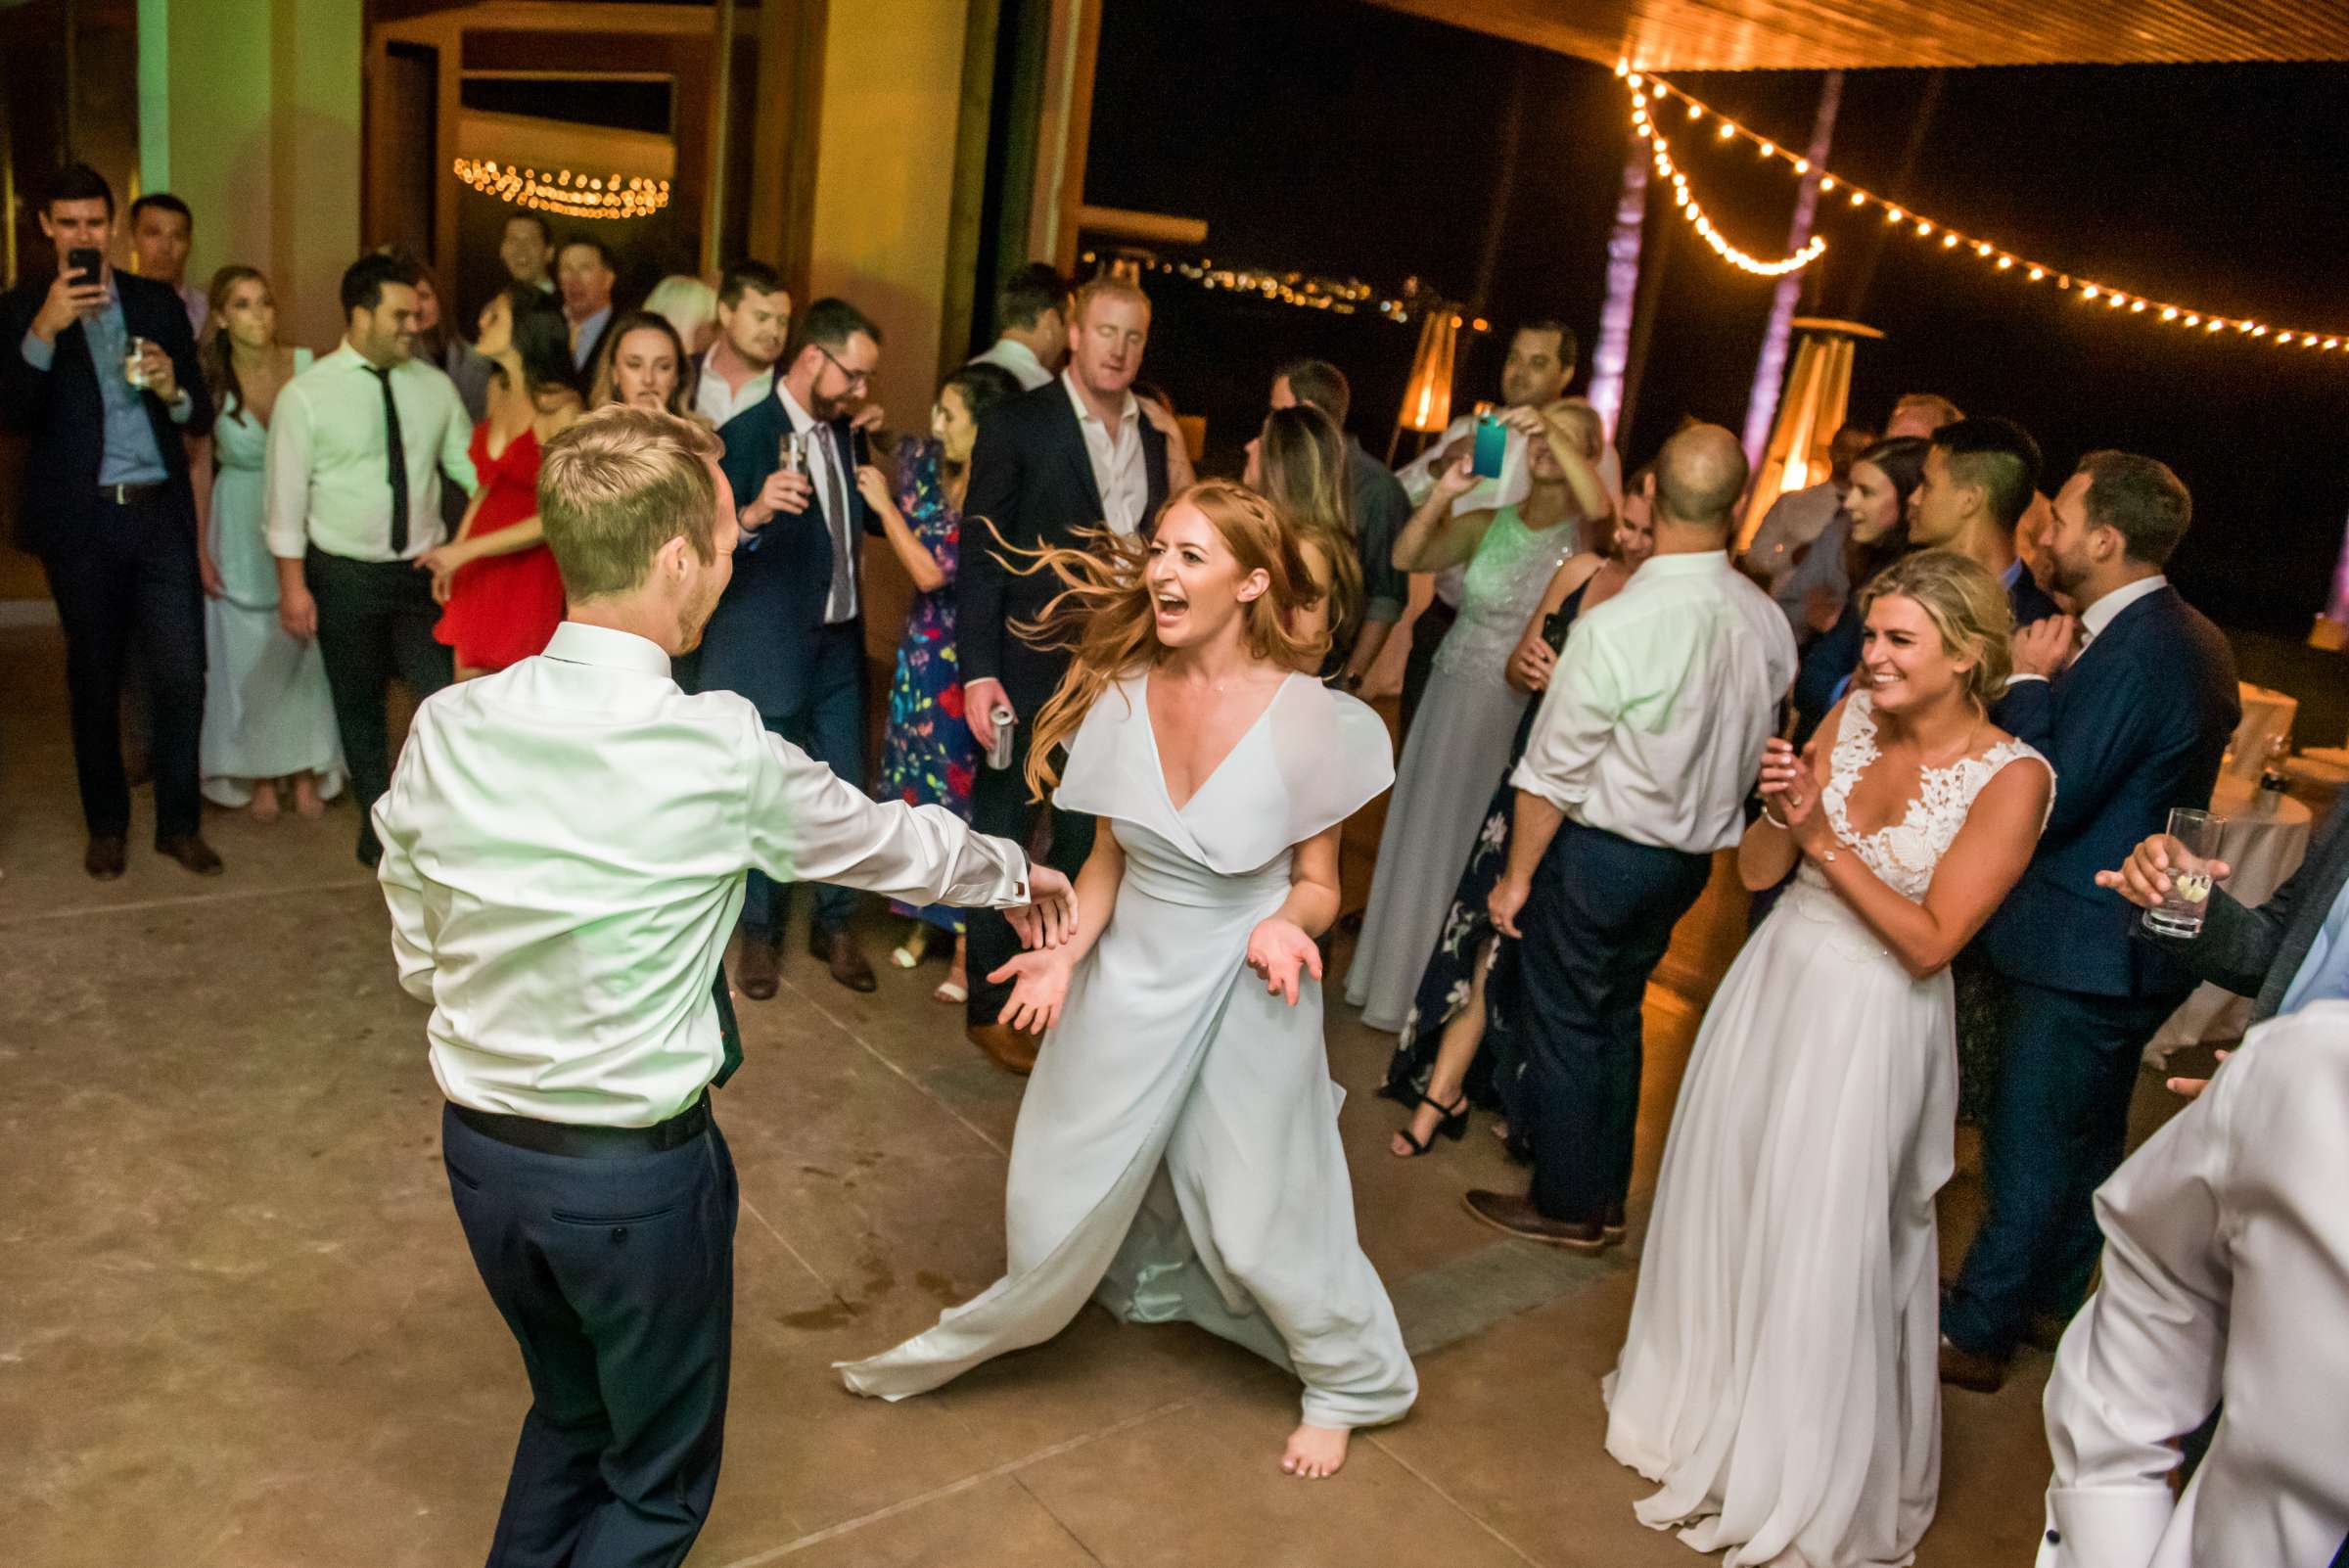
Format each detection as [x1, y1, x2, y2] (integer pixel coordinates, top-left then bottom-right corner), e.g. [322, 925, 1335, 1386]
[1470, 402, 1507, 481]
[67, 248, 102, 289]
[851, 426, 872, 469]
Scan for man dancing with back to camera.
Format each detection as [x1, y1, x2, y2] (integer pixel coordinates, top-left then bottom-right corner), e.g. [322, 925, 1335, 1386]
[372, 405, 1072, 1565]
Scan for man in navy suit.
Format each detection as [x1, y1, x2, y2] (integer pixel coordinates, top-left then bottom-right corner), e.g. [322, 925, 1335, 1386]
[1942, 450, 2239, 1391]
[956, 277, 1172, 1073]
[0, 162, 218, 879]
[694, 298, 885, 995]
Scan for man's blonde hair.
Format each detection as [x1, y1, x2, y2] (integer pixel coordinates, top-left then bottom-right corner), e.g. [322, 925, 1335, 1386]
[537, 406, 724, 601]
[1071, 275, 1149, 325]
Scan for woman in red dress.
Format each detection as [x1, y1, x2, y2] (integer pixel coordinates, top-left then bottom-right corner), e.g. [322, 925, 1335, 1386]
[420, 283, 582, 677]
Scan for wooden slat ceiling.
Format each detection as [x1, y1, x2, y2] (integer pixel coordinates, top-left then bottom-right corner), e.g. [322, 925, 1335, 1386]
[1361, 0, 2349, 69]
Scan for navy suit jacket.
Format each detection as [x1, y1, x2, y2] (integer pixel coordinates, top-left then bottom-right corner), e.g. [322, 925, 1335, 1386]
[956, 379, 1171, 716]
[1980, 582, 2239, 999]
[0, 271, 214, 557]
[694, 389, 875, 718]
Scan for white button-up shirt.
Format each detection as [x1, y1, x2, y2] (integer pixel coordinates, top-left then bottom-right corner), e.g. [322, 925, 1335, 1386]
[264, 341, 478, 562]
[1063, 369, 1148, 533]
[778, 382, 857, 623]
[970, 337, 1053, 392]
[374, 623, 1032, 1127]
[2006, 574, 2167, 689]
[694, 357, 775, 431]
[2037, 1000, 2349, 1568]
[1512, 550, 1797, 853]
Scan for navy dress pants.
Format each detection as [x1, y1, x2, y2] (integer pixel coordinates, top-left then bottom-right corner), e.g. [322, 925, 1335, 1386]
[740, 621, 867, 941]
[1516, 820, 1713, 1224]
[441, 1105, 739, 1568]
[1941, 977, 2182, 1357]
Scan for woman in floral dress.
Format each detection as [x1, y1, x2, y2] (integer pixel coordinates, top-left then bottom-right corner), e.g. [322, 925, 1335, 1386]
[856, 361, 1025, 1002]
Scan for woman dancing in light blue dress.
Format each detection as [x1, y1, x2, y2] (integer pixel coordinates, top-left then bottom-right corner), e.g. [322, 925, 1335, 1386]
[196, 267, 344, 815]
[843, 481, 1416, 1478]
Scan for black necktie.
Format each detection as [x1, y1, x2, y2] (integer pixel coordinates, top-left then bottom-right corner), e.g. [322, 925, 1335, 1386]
[369, 365, 411, 555]
[711, 967, 744, 1086]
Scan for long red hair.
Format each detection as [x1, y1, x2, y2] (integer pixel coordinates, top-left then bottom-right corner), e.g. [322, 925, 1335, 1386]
[997, 480, 1326, 801]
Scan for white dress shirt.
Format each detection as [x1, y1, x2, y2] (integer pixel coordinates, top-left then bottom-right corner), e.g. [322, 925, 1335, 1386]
[1395, 410, 1624, 606]
[695, 358, 775, 430]
[778, 382, 858, 623]
[1512, 550, 1798, 853]
[970, 337, 1052, 392]
[2037, 1000, 2349, 1568]
[264, 341, 478, 562]
[1062, 369, 1148, 533]
[374, 623, 1033, 1128]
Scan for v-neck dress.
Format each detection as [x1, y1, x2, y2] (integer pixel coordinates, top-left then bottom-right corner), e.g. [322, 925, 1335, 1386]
[842, 671, 1418, 1430]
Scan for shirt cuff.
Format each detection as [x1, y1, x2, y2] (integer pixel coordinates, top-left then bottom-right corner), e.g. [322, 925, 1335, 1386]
[20, 331, 55, 372]
[1507, 756, 1585, 812]
[980, 847, 1033, 908]
[167, 390, 194, 425]
[2041, 1485, 2175, 1568]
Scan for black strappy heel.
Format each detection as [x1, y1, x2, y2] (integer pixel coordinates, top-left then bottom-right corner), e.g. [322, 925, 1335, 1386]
[1393, 1090, 1470, 1158]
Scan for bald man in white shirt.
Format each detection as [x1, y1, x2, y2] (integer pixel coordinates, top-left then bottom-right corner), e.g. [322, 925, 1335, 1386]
[375, 407, 1073, 1567]
[1469, 424, 1796, 1249]
[2038, 1000, 2349, 1568]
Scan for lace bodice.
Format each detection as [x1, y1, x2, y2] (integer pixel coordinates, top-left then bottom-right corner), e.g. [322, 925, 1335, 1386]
[1807, 689, 2050, 901]
[1432, 506, 1579, 684]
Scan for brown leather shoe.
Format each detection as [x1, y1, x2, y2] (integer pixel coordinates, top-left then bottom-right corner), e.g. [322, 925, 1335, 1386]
[85, 834, 127, 880]
[1460, 1189, 1615, 1253]
[967, 1022, 1039, 1076]
[735, 936, 781, 1000]
[1938, 1335, 2008, 1394]
[156, 833, 223, 877]
[809, 927, 877, 992]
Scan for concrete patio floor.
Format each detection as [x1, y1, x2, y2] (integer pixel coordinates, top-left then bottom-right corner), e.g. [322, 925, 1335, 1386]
[0, 621, 2188, 1566]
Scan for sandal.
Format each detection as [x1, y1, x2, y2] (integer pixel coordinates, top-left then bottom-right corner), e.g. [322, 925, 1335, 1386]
[891, 925, 931, 970]
[1391, 1090, 1470, 1158]
[933, 969, 969, 1005]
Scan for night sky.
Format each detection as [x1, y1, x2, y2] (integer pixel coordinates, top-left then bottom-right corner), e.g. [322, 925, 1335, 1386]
[1082, 0, 2349, 640]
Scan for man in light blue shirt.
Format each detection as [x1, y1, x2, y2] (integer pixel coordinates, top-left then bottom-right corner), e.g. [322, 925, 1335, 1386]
[0, 161, 218, 879]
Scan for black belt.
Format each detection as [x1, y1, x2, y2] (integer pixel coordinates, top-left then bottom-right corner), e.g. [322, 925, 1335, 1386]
[97, 481, 168, 506]
[449, 1092, 712, 1158]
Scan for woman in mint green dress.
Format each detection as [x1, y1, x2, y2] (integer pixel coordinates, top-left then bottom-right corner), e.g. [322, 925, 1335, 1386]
[196, 267, 345, 817]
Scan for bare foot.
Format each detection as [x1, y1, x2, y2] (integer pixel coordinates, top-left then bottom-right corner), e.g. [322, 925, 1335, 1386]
[248, 781, 280, 823]
[292, 774, 326, 819]
[1281, 1423, 1349, 1479]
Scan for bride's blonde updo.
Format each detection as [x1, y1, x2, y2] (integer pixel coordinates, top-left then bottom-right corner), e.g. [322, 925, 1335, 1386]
[999, 480, 1326, 801]
[1855, 547, 2015, 708]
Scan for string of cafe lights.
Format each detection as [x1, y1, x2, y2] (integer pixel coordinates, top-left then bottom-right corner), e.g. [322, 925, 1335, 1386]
[1629, 93, 1825, 277]
[1616, 63, 2349, 356]
[452, 158, 672, 222]
[1077, 250, 1494, 334]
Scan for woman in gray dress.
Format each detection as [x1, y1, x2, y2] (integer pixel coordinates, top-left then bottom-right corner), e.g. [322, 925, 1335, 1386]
[194, 267, 344, 817]
[1346, 401, 1610, 1032]
[842, 482, 1415, 1479]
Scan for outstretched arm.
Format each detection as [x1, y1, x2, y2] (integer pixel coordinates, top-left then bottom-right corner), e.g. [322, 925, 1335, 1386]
[993, 826, 1127, 1034]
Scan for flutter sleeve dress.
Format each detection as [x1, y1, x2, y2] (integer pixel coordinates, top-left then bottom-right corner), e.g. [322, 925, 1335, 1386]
[841, 669, 1418, 1432]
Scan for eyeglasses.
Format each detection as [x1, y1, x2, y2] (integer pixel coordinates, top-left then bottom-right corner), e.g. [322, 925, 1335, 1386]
[816, 344, 873, 391]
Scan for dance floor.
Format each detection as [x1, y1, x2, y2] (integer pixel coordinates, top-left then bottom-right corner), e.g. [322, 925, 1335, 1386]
[0, 620, 2196, 1567]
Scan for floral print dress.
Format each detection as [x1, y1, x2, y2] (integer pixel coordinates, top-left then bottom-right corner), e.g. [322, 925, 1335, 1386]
[878, 438, 981, 932]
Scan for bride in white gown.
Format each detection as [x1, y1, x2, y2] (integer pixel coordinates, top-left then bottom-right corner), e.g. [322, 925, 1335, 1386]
[1604, 550, 2052, 1566]
[841, 481, 1416, 1478]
